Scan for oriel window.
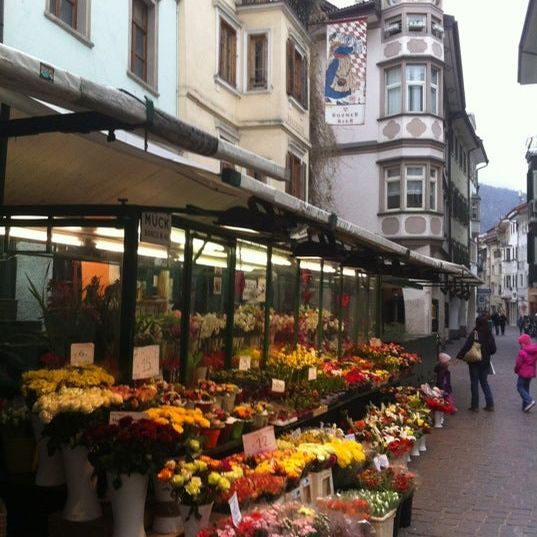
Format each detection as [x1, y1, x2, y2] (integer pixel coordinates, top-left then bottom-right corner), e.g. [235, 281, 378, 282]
[131, 0, 148, 81]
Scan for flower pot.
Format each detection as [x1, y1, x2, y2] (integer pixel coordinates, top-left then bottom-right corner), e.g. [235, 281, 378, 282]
[109, 472, 148, 537]
[418, 436, 427, 452]
[370, 509, 397, 537]
[62, 446, 102, 522]
[406, 454, 411, 463]
[221, 393, 236, 413]
[398, 494, 413, 528]
[152, 478, 183, 535]
[213, 395, 224, 410]
[310, 468, 334, 500]
[230, 420, 245, 440]
[410, 442, 420, 458]
[200, 427, 222, 449]
[31, 414, 65, 487]
[194, 400, 215, 413]
[433, 411, 444, 428]
[179, 502, 213, 537]
[252, 414, 268, 430]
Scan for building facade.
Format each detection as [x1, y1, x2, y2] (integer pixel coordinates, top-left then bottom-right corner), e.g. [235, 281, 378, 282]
[314, 0, 486, 340]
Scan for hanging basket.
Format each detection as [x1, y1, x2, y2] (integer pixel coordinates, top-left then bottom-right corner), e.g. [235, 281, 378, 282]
[62, 446, 102, 522]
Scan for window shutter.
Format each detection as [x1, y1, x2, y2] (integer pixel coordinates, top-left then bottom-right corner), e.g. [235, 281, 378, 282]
[300, 162, 307, 201]
[218, 21, 225, 79]
[286, 39, 294, 95]
[248, 36, 255, 90]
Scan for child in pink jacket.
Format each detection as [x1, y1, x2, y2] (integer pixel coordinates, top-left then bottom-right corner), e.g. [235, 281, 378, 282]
[514, 334, 537, 412]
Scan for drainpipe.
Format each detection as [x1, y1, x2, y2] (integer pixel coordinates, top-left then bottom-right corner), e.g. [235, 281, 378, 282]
[0, 0, 10, 206]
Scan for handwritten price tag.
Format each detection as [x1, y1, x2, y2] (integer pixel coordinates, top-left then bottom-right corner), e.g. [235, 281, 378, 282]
[109, 411, 148, 425]
[238, 356, 251, 371]
[308, 367, 317, 381]
[70, 343, 94, 366]
[345, 433, 356, 441]
[271, 378, 285, 393]
[242, 426, 277, 457]
[228, 491, 242, 528]
[132, 345, 160, 380]
[373, 454, 390, 472]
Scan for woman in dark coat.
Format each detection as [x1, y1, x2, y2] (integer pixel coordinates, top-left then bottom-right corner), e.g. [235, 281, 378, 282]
[457, 315, 497, 412]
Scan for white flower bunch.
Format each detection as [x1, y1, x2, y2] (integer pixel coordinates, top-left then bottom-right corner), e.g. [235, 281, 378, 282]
[33, 386, 123, 424]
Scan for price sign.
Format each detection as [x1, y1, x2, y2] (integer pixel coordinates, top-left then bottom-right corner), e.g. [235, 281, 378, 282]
[242, 426, 277, 457]
[238, 356, 251, 371]
[70, 343, 94, 366]
[271, 378, 285, 393]
[308, 367, 317, 381]
[345, 433, 356, 441]
[228, 492, 242, 528]
[373, 454, 390, 472]
[109, 411, 148, 425]
[132, 345, 160, 380]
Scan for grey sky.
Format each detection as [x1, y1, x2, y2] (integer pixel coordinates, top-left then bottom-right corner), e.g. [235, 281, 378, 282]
[329, 0, 535, 192]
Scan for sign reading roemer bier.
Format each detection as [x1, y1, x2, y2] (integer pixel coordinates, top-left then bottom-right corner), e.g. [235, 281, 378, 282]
[325, 17, 368, 126]
[140, 212, 171, 247]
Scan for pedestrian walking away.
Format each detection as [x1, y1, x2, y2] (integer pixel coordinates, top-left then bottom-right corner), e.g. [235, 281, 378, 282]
[517, 315, 524, 335]
[456, 315, 497, 412]
[500, 313, 507, 336]
[514, 333, 537, 412]
[491, 311, 500, 336]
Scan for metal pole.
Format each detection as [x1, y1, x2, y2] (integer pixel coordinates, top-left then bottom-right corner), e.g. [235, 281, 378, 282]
[317, 259, 324, 349]
[375, 275, 383, 338]
[354, 271, 360, 344]
[364, 274, 371, 339]
[337, 266, 344, 358]
[0, 0, 9, 206]
[224, 243, 236, 370]
[293, 259, 300, 348]
[118, 212, 139, 384]
[179, 229, 193, 385]
[262, 245, 273, 368]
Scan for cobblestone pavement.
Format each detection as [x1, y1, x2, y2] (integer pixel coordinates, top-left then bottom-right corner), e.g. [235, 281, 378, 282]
[399, 327, 537, 537]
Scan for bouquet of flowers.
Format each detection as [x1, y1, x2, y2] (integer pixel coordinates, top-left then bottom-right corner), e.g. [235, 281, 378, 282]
[83, 416, 181, 488]
[145, 405, 210, 434]
[316, 495, 370, 519]
[342, 490, 400, 518]
[219, 474, 287, 506]
[110, 384, 158, 410]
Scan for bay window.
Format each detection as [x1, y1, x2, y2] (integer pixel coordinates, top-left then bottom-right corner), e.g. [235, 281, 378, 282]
[431, 67, 439, 114]
[430, 168, 438, 211]
[406, 166, 424, 209]
[406, 65, 426, 113]
[407, 14, 426, 32]
[385, 66, 402, 115]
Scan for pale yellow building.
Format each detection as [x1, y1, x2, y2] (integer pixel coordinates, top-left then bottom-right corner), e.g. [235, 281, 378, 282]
[177, 0, 311, 200]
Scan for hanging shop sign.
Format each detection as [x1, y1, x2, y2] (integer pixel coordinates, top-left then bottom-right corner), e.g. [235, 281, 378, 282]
[140, 212, 171, 247]
[325, 17, 368, 126]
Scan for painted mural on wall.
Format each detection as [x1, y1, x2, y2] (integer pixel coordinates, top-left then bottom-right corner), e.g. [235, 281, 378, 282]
[325, 17, 367, 126]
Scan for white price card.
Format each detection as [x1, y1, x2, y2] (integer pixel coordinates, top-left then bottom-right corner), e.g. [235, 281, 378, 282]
[345, 433, 356, 441]
[109, 411, 148, 425]
[132, 345, 160, 380]
[242, 426, 277, 457]
[373, 454, 390, 472]
[308, 367, 317, 381]
[238, 356, 251, 371]
[70, 343, 94, 366]
[271, 378, 286, 393]
[228, 491, 242, 528]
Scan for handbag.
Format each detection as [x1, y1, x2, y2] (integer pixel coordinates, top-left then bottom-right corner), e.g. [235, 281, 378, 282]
[463, 331, 482, 363]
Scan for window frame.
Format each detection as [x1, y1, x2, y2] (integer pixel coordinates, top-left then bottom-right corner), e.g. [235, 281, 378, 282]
[429, 167, 438, 211]
[406, 64, 426, 113]
[385, 66, 402, 116]
[407, 13, 426, 33]
[405, 165, 425, 210]
[245, 30, 270, 92]
[217, 15, 239, 89]
[430, 66, 440, 115]
[384, 15, 402, 38]
[131, 0, 148, 82]
[431, 16, 444, 39]
[286, 151, 307, 201]
[45, 0, 91, 43]
[286, 37, 308, 110]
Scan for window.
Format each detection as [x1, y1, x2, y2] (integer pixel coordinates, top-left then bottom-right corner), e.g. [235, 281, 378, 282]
[385, 66, 401, 115]
[129, 0, 157, 88]
[431, 16, 444, 38]
[430, 168, 437, 211]
[131, 0, 148, 81]
[406, 65, 426, 112]
[406, 166, 424, 209]
[286, 39, 308, 108]
[384, 16, 402, 38]
[219, 18, 238, 87]
[47, 0, 90, 38]
[407, 14, 426, 32]
[386, 168, 401, 210]
[430, 67, 439, 114]
[286, 152, 306, 200]
[247, 33, 268, 91]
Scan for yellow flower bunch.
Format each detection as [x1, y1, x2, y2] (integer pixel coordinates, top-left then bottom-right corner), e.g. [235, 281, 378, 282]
[269, 345, 320, 371]
[254, 449, 314, 481]
[145, 405, 210, 434]
[325, 438, 366, 468]
[22, 365, 115, 398]
[208, 471, 231, 492]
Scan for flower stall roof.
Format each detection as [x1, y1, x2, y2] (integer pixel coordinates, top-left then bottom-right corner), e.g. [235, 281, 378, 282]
[0, 43, 481, 286]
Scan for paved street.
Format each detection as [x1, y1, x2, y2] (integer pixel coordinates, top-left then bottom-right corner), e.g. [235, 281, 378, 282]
[400, 327, 537, 537]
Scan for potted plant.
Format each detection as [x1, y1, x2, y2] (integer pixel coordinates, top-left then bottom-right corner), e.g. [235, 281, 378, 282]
[83, 417, 181, 537]
[344, 490, 400, 537]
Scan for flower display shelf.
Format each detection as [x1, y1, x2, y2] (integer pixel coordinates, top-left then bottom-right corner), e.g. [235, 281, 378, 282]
[370, 509, 397, 537]
[310, 468, 334, 500]
[300, 475, 312, 504]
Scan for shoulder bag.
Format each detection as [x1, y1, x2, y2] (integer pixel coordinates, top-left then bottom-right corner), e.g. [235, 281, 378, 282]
[463, 331, 482, 363]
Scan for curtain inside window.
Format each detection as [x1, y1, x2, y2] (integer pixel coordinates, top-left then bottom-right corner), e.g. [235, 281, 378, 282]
[387, 182, 400, 209]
